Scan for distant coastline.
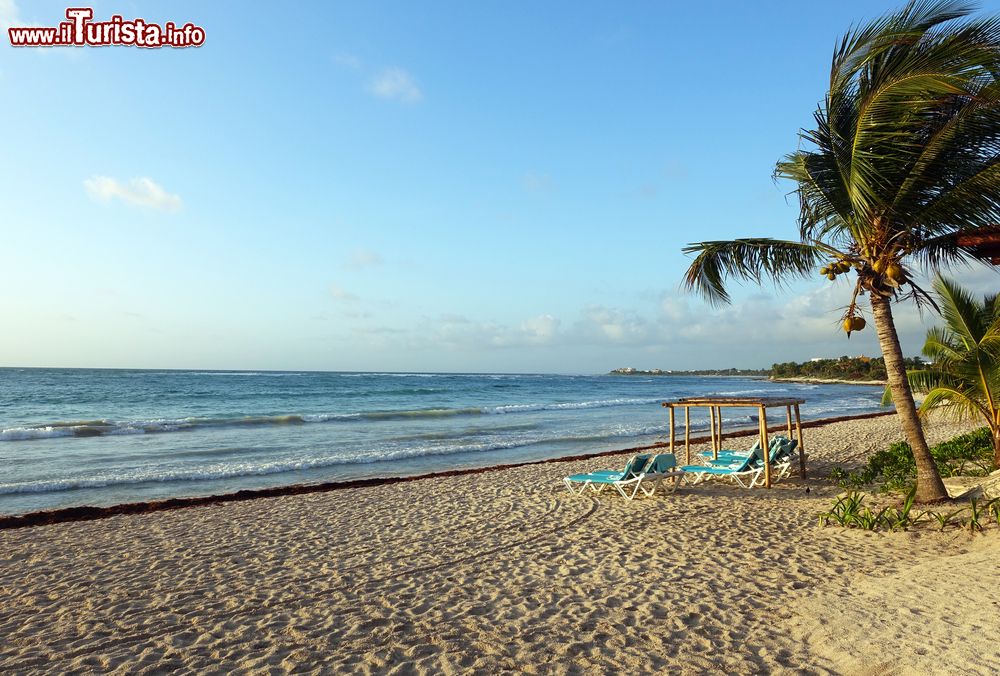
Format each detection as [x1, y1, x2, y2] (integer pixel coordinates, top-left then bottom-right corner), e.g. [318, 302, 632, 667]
[611, 355, 910, 385]
[608, 367, 769, 377]
[608, 368, 885, 385]
[768, 376, 886, 386]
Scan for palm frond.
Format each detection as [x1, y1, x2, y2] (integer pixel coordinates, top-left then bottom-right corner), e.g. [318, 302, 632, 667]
[909, 232, 985, 270]
[933, 275, 989, 345]
[899, 277, 1000, 428]
[919, 385, 991, 421]
[681, 239, 824, 306]
[779, 1, 1000, 259]
[922, 325, 963, 361]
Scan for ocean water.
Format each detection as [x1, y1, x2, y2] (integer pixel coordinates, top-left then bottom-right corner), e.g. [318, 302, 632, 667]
[0, 368, 887, 515]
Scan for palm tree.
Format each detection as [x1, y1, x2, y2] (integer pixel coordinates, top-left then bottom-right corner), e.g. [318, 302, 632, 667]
[682, 1, 1000, 503]
[886, 276, 1000, 467]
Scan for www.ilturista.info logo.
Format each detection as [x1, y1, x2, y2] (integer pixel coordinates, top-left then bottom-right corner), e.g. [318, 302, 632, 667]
[8, 8, 205, 48]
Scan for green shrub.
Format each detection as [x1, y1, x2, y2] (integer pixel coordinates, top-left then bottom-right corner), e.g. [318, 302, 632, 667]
[831, 427, 995, 492]
[930, 428, 996, 477]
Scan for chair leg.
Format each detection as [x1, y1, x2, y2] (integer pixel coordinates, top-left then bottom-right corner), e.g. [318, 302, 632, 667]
[642, 478, 661, 497]
[614, 482, 634, 500]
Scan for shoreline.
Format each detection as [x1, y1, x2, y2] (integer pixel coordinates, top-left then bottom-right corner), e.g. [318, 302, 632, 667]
[769, 376, 887, 386]
[0, 409, 896, 531]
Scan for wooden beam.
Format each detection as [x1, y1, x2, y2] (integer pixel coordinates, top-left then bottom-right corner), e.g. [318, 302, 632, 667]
[709, 406, 718, 459]
[786, 406, 793, 439]
[795, 403, 806, 479]
[684, 407, 691, 465]
[669, 406, 676, 456]
[760, 405, 771, 488]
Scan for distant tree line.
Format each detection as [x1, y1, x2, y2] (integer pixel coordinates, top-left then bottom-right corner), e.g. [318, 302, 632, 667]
[609, 367, 769, 376]
[770, 355, 924, 381]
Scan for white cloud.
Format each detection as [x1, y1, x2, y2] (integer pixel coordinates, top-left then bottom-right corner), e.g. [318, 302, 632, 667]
[368, 68, 423, 103]
[436, 315, 550, 349]
[333, 53, 362, 69]
[575, 305, 653, 345]
[348, 248, 382, 269]
[329, 271, 986, 368]
[329, 284, 359, 302]
[84, 176, 182, 212]
[646, 280, 942, 365]
[355, 313, 563, 351]
[519, 315, 560, 345]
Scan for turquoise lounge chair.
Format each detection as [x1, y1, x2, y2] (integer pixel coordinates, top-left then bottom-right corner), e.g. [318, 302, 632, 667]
[563, 453, 683, 500]
[700, 434, 798, 465]
[697, 437, 763, 461]
[768, 437, 800, 480]
[640, 453, 685, 496]
[563, 454, 650, 496]
[681, 447, 766, 489]
[701, 435, 797, 468]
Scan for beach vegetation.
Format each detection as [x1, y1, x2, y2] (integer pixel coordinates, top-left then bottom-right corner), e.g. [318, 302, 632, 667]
[771, 355, 924, 382]
[930, 506, 967, 531]
[964, 496, 989, 532]
[819, 487, 998, 532]
[884, 276, 1000, 468]
[830, 426, 996, 492]
[990, 497, 1000, 525]
[818, 491, 870, 528]
[885, 486, 923, 531]
[818, 490, 909, 530]
[681, 2, 1000, 503]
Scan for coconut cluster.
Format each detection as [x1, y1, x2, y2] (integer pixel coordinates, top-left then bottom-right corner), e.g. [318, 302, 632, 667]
[819, 260, 855, 280]
[842, 316, 867, 333]
[872, 259, 907, 288]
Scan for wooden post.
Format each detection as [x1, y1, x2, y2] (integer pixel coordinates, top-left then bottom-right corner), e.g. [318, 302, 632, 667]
[709, 407, 718, 459]
[684, 407, 691, 465]
[786, 406, 793, 439]
[794, 403, 806, 478]
[669, 406, 676, 456]
[760, 405, 771, 488]
[716, 406, 723, 449]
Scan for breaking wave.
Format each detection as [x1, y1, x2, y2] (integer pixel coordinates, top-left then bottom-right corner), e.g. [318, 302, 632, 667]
[0, 421, 671, 496]
[0, 398, 667, 442]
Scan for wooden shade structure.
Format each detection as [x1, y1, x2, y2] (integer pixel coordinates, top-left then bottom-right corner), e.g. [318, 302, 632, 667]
[661, 396, 806, 488]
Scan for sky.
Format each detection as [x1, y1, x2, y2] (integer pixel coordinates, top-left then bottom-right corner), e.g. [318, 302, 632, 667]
[2, 0, 999, 374]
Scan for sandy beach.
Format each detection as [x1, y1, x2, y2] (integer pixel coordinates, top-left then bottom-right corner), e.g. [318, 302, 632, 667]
[1, 413, 997, 675]
[768, 377, 887, 387]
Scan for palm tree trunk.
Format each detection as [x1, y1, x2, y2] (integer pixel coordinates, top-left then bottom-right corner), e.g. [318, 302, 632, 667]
[993, 426, 1000, 470]
[870, 295, 948, 503]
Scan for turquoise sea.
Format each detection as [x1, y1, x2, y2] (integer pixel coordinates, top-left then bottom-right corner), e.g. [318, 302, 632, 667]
[0, 368, 887, 515]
